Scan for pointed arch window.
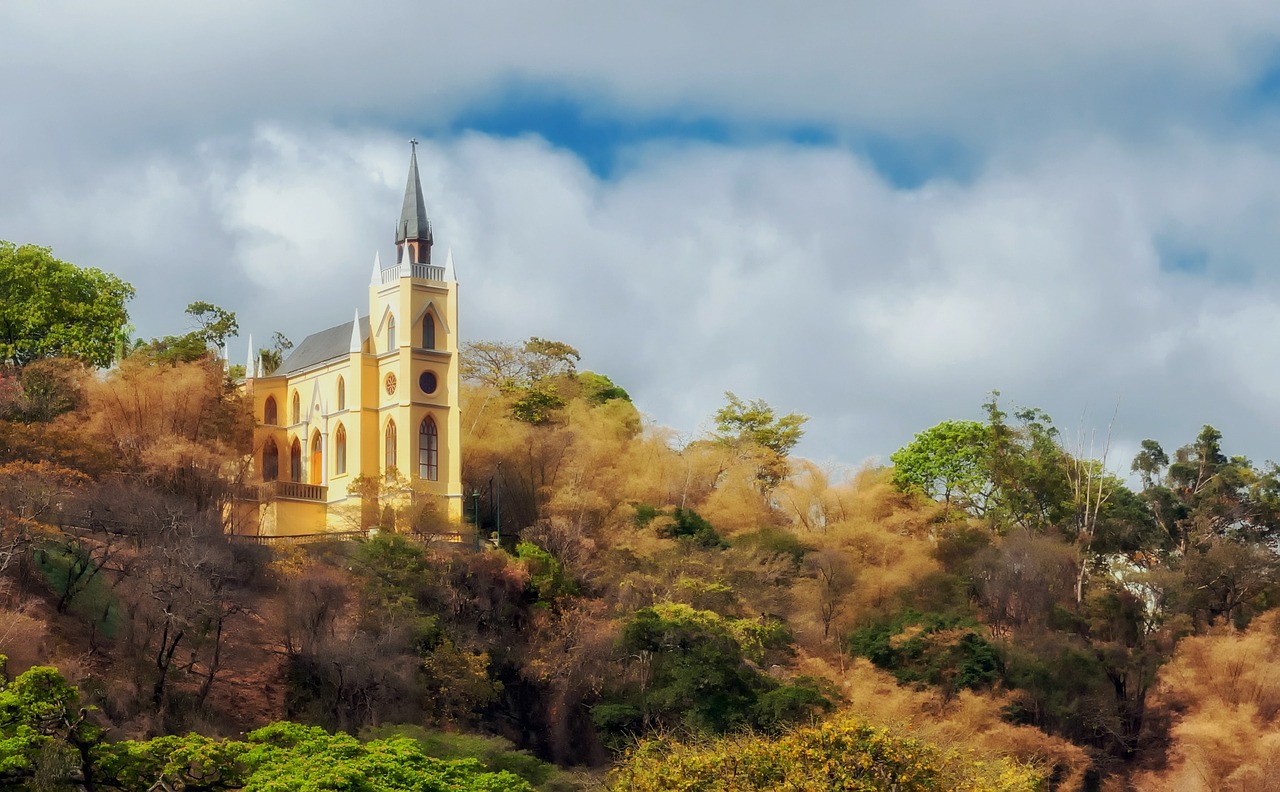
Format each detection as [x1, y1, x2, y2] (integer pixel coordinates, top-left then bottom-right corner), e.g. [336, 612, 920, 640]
[387, 316, 397, 350]
[419, 416, 438, 481]
[336, 376, 346, 411]
[335, 424, 347, 475]
[263, 395, 278, 425]
[291, 391, 300, 424]
[290, 438, 302, 483]
[422, 314, 436, 350]
[385, 419, 397, 481]
[310, 431, 323, 485]
[263, 441, 279, 481]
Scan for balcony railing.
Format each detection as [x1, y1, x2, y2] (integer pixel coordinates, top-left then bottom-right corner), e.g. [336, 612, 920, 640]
[378, 263, 446, 284]
[266, 481, 328, 502]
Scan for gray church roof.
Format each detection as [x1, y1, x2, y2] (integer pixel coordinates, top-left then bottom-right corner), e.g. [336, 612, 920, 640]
[395, 144, 433, 244]
[277, 316, 370, 376]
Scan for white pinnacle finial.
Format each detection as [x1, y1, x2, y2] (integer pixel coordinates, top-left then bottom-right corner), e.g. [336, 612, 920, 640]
[443, 247, 456, 281]
[370, 250, 383, 285]
[349, 309, 362, 353]
[244, 334, 255, 379]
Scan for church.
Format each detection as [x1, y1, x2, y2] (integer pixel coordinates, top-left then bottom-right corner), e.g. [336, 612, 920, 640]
[238, 142, 463, 535]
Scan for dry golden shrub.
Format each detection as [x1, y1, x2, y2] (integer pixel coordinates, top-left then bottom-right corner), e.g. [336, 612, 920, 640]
[1130, 611, 1280, 791]
[0, 606, 48, 673]
[793, 653, 1091, 790]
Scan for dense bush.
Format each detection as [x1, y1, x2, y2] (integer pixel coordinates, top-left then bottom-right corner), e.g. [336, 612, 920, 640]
[610, 714, 1044, 791]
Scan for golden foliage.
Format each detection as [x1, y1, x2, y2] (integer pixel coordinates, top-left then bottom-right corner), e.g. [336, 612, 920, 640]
[1131, 611, 1280, 791]
[610, 710, 1045, 792]
[75, 357, 251, 502]
[794, 655, 1090, 790]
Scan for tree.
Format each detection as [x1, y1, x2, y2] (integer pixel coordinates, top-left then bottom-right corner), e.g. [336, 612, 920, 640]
[185, 301, 239, 350]
[1130, 439, 1168, 491]
[890, 419, 990, 512]
[712, 393, 807, 490]
[139, 301, 241, 365]
[0, 241, 134, 367]
[461, 338, 580, 392]
[258, 331, 293, 376]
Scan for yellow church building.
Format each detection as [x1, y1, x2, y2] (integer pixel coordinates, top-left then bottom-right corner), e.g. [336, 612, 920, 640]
[240, 142, 463, 535]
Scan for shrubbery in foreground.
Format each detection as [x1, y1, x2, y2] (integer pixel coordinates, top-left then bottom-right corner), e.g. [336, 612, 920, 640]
[609, 714, 1044, 792]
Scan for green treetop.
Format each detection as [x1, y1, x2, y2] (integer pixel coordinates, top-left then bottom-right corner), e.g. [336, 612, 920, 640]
[0, 241, 134, 367]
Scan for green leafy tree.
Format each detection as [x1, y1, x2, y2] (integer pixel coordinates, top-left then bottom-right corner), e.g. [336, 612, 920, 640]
[578, 371, 631, 404]
[890, 419, 991, 512]
[0, 241, 134, 367]
[258, 331, 293, 376]
[137, 302, 241, 365]
[0, 659, 104, 789]
[713, 392, 807, 490]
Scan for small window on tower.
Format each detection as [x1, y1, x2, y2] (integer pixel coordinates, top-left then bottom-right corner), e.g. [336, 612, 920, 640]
[337, 376, 345, 411]
[423, 314, 435, 350]
[387, 316, 397, 349]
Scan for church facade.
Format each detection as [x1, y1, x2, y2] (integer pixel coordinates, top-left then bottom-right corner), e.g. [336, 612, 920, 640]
[239, 143, 463, 535]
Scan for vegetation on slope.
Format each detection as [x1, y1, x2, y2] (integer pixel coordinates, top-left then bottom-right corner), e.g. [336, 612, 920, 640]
[4, 244, 1280, 790]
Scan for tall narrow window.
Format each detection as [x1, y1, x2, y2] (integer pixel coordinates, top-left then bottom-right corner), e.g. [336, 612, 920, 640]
[336, 376, 345, 411]
[264, 395, 277, 425]
[290, 438, 302, 483]
[387, 316, 397, 349]
[422, 314, 435, 350]
[263, 441, 279, 481]
[335, 424, 347, 475]
[385, 419, 397, 480]
[419, 417, 438, 481]
[310, 431, 323, 485]
[291, 391, 300, 424]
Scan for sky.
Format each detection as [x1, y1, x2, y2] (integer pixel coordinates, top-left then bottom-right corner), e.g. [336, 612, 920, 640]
[6, 1, 1280, 472]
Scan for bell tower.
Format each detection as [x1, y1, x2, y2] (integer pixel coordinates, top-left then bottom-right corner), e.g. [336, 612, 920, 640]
[366, 140, 463, 522]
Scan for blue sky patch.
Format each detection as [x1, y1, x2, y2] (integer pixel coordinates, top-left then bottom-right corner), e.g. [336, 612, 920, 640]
[443, 82, 975, 188]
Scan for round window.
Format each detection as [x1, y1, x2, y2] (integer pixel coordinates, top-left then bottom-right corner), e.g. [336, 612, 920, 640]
[419, 371, 438, 394]
[384, 373, 397, 395]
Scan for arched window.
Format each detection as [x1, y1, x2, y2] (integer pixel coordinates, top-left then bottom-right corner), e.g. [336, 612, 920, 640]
[335, 424, 347, 475]
[387, 315, 397, 349]
[263, 395, 278, 425]
[291, 391, 300, 424]
[310, 431, 323, 485]
[385, 419, 397, 481]
[419, 416, 438, 481]
[336, 376, 345, 411]
[263, 441, 279, 481]
[290, 438, 302, 483]
[422, 314, 435, 350]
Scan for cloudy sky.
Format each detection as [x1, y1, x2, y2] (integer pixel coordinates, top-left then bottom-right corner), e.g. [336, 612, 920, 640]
[6, 1, 1280, 470]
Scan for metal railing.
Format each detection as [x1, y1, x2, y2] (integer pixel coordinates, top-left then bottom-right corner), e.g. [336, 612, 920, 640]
[228, 529, 468, 546]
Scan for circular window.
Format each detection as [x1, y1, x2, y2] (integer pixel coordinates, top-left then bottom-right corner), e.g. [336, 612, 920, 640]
[384, 373, 397, 395]
[419, 371, 438, 394]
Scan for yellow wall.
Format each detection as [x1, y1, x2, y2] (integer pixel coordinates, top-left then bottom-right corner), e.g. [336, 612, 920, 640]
[246, 258, 463, 533]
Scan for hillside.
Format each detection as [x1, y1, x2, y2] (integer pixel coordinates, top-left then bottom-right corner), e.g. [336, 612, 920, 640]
[2, 330, 1279, 790]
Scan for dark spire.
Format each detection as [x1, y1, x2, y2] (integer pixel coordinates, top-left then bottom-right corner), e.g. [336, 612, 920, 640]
[395, 139, 433, 257]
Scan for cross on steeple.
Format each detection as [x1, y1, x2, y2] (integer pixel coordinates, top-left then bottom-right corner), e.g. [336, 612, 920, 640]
[409, 137, 418, 150]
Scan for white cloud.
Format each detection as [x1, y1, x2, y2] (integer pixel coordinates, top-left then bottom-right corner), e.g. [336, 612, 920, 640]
[5, 3, 1280, 473]
[10, 124, 1280, 471]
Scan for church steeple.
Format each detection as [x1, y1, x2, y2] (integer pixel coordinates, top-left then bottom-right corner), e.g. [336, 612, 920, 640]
[395, 139, 433, 265]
